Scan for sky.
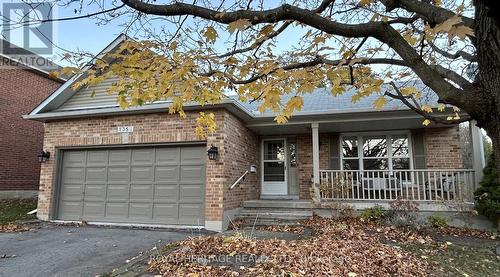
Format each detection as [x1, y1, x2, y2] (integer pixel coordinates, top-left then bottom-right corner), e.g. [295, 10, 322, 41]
[0, 0, 306, 67]
[1, 1, 143, 66]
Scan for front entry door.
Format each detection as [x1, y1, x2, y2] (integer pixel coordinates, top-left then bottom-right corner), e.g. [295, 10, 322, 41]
[262, 139, 287, 195]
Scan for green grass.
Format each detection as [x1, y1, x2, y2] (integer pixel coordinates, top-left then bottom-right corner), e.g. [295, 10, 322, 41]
[0, 198, 37, 225]
[403, 241, 500, 277]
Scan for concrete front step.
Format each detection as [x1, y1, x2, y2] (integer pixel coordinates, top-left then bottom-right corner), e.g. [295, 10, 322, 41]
[242, 200, 312, 209]
[237, 215, 309, 225]
[239, 210, 312, 217]
[236, 200, 313, 226]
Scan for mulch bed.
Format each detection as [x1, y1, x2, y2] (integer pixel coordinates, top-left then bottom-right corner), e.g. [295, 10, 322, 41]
[148, 217, 434, 276]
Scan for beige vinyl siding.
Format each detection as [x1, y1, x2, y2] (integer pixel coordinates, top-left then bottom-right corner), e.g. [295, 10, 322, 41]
[56, 77, 121, 111]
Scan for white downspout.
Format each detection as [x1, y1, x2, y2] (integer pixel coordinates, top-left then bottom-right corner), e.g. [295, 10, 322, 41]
[470, 120, 485, 187]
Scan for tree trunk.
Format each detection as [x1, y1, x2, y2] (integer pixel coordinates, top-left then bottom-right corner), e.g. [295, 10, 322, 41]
[474, 0, 500, 174]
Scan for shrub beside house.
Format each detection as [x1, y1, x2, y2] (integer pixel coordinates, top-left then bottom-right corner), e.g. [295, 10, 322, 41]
[475, 154, 500, 226]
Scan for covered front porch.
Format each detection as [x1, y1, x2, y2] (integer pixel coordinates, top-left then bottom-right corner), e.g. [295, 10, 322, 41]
[319, 169, 476, 209]
[246, 109, 485, 210]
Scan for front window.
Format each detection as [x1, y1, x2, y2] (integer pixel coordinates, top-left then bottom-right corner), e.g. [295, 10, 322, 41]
[341, 134, 411, 170]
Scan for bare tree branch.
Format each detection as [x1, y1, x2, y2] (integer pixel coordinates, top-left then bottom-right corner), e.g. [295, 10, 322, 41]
[313, 0, 337, 14]
[121, 0, 382, 37]
[121, 0, 478, 110]
[428, 41, 477, 62]
[380, 0, 474, 28]
[385, 82, 471, 124]
[217, 21, 292, 58]
[429, 64, 474, 89]
[202, 56, 407, 85]
[13, 3, 125, 25]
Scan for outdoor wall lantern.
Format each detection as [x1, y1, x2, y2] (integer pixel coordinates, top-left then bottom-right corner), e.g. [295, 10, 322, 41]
[37, 150, 51, 163]
[207, 145, 218, 160]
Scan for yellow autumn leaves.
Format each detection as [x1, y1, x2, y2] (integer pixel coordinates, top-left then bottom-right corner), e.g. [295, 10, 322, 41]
[59, 0, 471, 139]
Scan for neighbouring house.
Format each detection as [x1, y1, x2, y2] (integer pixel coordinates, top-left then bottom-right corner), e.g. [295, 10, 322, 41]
[0, 39, 64, 199]
[24, 35, 486, 231]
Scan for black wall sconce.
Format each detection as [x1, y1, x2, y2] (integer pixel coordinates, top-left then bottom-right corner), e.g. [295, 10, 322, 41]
[37, 150, 50, 163]
[207, 145, 218, 160]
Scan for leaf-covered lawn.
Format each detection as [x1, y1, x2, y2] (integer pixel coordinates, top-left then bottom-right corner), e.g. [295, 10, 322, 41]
[403, 241, 500, 277]
[148, 218, 434, 276]
[0, 198, 37, 232]
[147, 217, 499, 277]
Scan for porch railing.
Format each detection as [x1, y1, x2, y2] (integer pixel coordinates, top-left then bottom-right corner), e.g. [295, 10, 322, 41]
[319, 169, 476, 203]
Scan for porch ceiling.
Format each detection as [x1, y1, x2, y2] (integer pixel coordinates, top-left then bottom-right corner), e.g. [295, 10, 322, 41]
[246, 110, 450, 135]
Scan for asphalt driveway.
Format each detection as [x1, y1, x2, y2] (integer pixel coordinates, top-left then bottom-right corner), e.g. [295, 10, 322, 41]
[0, 224, 200, 277]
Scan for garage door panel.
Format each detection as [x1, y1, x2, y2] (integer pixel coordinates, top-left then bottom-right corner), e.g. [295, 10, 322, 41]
[181, 147, 205, 165]
[64, 151, 86, 167]
[59, 201, 82, 218]
[132, 149, 155, 165]
[84, 184, 106, 201]
[86, 167, 107, 182]
[131, 166, 154, 182]
[154, 184, 178, 202]
[108, 150, 131, 166]
[178, 204, 204, 224]
[105, 203, 128, 218]
[58, 146, 205, 226]
[83, 202, 105, 218]
[60, 184, 84, 200]
[87, 151, 107, 167]
[62, 167, 85, 183]
[155, 166, 179, 182]
[130, 184, 153, 201]
[179, 185, 204, 203]
[156, 148, 180, 165]
[180, 165, 205, 183]
[153, 204, 178, 222]
[108, 167, 130, 182]
[107, 184, 129, 201]
[129, 203, 153, 219]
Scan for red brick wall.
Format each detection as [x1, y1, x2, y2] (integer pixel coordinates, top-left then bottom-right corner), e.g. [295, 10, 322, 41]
[0, 67, 61, 191]
[37, 109, 259, 223]
[296, 133, 330, 199]
[424, 127, 463, 169]
[222, 113, 260, 211]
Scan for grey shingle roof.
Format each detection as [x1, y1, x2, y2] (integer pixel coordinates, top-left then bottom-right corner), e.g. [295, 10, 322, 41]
[234, 82, 438, 115]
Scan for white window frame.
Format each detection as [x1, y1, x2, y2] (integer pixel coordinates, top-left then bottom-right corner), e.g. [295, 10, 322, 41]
[339, 131, 414, 171]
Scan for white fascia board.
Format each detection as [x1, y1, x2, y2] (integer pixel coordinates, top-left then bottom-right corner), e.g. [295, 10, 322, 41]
[28, 34, 128, 116]
[23, 99, 253, 122]
[248, 106, 467, 121]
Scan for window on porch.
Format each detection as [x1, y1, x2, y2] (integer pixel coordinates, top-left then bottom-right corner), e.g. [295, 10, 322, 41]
[341, 134, 411, 171]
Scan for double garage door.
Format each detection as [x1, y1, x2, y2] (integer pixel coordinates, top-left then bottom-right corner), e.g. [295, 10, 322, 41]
[56, 145, 206, 226]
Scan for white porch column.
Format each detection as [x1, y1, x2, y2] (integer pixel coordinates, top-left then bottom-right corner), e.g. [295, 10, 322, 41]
[312, 122, 320, 185]
[470, 120, 485, 186]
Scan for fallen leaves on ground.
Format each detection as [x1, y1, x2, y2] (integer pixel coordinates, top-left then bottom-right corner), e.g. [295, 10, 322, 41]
[0, 198, 37, 227]
[0, 223, 30, 233]
[149, 217, 433, 276]
[434, 226, 497, 240]
[255, 224, 305, 234]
